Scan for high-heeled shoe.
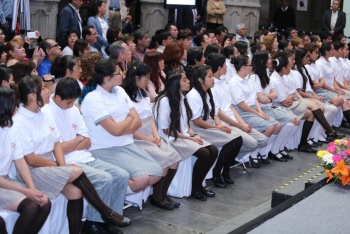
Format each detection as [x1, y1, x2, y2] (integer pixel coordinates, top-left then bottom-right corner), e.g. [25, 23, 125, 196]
[249, 156, 260, 168]
[221, 173, 234, 184]
[257, 153, 270, 164]
[212, 176, 226, 188]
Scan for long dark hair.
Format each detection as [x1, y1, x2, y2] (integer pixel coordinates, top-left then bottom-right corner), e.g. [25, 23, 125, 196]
[193, 65, 215, 120]
[154, 71, 192, 140]
[144, 51, 164, 92]
[295, 48, 314, 91]
[252, 51, 270, 89]
[51, 55, 79, 78]
[121, 62, 151, 102]
[0, 87, 16, 128]
[17, 75, 44, 108]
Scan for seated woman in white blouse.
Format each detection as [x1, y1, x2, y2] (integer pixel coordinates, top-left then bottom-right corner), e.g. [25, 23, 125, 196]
[187, 65, 243, 188]
[0, 87, 51, 234]
[154, 71, 218, 201]
[80, 59, 163, 194]
[121, 62, 182, 210]
[250, 51, 299, 162]
[229, 56, 281, 165]
[15, 75, 130, 233]
[294, 48, 341, 143]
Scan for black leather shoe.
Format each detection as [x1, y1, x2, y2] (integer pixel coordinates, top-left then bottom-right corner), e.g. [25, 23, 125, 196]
[212, 177, 226, 188]
[222, 173, 234, 184]
[257, 153, 270, 164]
[249, 156, 260, 168]
[319, 139, 330, 144]
[102, 211, 131, 227]
[279, 150, 293, 159]
[149, 197, 175, 210]
[268, 152, 288, 162]
[298, 144, 317, 153]
[312, 140, 323, 147]
[307, 140, 319, 148]
[98, 223, 124, 234]
[82, 220, 108, 234]
[165, 196, 180, 208]
[341, 120, 350, 129]
[334, 131, 345, 138]
[191, 191, 207, 201]
[202, 188, 216, 197]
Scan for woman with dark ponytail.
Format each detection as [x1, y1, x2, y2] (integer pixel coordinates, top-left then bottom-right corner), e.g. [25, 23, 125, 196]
[0, 86, 51, 234]
[14, 75, 131, 233]
[51, 55, 83, 88]
[154, 71, 218, 201]
[270, 51, 339, 153]
[121, 62, 181, 210]
[187, 65, 243, 188]
[80, 58, 163, 195]
[294, 48, 339, 143]
[229, 55, 280, 165]
[251, 51, 299, 162]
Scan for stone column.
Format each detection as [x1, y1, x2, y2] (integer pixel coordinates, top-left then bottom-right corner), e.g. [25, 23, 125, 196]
[224, 0, 261, 37]
[139, 0, 169, 37]
[30, 0, 60, 39]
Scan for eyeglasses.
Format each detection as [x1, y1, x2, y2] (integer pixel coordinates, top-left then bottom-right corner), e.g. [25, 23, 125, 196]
[51, 44, 59, 48]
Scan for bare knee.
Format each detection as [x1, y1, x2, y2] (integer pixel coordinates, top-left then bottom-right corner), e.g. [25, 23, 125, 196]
[68, 167, 83, 183]
[170, 161, 180, 170]
[62, 184, 82, 200]
[263, 125, 274, 137]
[273, 123, 282, 134]
[129, 175, 150, 192]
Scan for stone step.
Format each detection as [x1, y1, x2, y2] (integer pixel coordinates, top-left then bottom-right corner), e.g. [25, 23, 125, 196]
[271, 164, 324, 208]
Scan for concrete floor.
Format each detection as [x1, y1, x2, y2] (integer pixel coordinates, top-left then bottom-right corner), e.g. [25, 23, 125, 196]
[121, 147, 324, 234]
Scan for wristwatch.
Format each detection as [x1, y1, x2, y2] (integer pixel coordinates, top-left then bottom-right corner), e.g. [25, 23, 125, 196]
[190, 133, 198, 137]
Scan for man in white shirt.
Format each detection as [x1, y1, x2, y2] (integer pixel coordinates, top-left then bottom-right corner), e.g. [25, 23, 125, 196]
[207, 53, 268, 163]
[236, 23, 252, 58]
[322, 0, 346, 38]
[47, 78, 129, 234]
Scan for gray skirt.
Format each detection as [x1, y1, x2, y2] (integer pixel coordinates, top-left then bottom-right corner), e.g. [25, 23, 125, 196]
[16, 152, 73, 200]
[170, 138, 211, 160]
[134, 118, 181, 168]
[234, 105, 278, 133]
[262, 106, 297, 126]
[0, 177, 27, 209]
[315, 88, 337, 102]
[190, 119, 241, 147]
[284, 99, 308, 119]
[91, 143, 163, 178]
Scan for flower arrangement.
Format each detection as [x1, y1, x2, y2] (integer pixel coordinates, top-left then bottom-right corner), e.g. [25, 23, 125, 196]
[317, 139, 350, 186]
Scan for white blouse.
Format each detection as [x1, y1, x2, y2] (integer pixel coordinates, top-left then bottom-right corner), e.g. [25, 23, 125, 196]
[228, 74, 256, 106]
[99, 17, 109, 39]
[186, 88, 218, 120]
[250, 73, 273, 108]
[293, 69, 313, 93]
[270, 71, 294, 103]
[329, 57, 345, 83]
[305, 63, 322, 82]
[0, 126, 23, 176]
[14, 105, 60, 158]
[341, 57, 350, 82]
[315, 56, 335, 88]
[133, 93, 153, 120]
[81, 85, 135, 150]
[47, 96, 94, 164]
[211, 77, 238, 123]
[154, 95, 190, 142]
[222, 58, 236, 84]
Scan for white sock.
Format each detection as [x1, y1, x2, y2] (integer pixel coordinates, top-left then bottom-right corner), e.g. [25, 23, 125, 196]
[259, 134, 277, 156]
[250, 148, 260, 159]
[271, 123, 294, 154]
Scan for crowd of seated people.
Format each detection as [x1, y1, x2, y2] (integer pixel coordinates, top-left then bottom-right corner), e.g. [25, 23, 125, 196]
[1, 3, 350, 233]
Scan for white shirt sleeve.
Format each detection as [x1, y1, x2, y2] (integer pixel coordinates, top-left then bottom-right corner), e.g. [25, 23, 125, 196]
[187, 90, 204, 120]
[250, 74, 263, 93]
[270, 74, 288, 102]
[228, 79, 245, 105]
[73, 107, 90, 138]
[294, 71, 303, 89]
[155, 97, 171, 130]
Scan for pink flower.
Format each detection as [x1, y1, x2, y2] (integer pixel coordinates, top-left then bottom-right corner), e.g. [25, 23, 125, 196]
[327, 145, 336, 153]
[332, 154, 342, 163]
[328, 142, 335, 147]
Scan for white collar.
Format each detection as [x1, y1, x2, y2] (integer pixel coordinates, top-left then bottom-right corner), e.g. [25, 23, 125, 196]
[69, 3, 79, 12]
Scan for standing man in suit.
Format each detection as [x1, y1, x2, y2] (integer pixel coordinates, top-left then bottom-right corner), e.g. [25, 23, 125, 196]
[322, 0, 346, 38]
[271, 0, 296, 30]
[58, 0, 83, 48]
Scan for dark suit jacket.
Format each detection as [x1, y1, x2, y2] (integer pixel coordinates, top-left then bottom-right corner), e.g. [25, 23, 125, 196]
[271, 7, 296, 30]
[58, 4, 82, 47]
[322, 9, 346, 36]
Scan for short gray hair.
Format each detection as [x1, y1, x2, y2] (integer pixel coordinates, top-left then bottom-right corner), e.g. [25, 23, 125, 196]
[133, 28, 148, 44]
[236, 23, 246, 32]
[109, 41, 125, 60]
